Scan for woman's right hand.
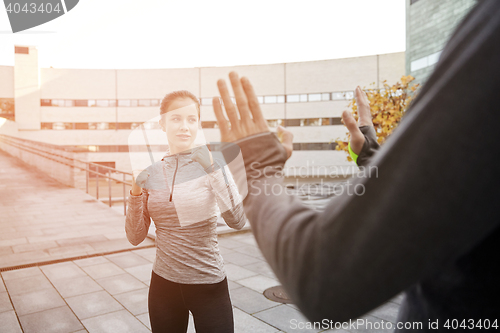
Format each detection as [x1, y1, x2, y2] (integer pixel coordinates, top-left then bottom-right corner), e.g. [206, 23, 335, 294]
[131, 170, 149, 196]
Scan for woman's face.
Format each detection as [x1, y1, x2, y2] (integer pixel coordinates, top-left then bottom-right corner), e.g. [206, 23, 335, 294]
[161, 98, 199, 154]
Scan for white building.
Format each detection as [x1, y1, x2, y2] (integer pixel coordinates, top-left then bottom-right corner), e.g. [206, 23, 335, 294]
[0, 46, 404, 179]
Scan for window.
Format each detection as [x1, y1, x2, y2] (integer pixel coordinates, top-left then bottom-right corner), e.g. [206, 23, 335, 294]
[267, 119, 283, 127]
[277, 95, 285, 103]
[257, 96, 264, 104]
[284, 119, 300, 126]
[201, 121, 218, 128]
[51, 99, 65, 106]
[41, 123, 52, 129]
[96, 100, 109, 107]
[88, 100, 96, 107]
[41, 99, 52, 106]
[75, 123, 89, 130]
[15, 46, 29, 54]
[301, 118, 321, 126]
[130, 100, 138, 107]
[118, 123, 132, 129]
[264, 96, 277, 104]
[118, 99, 131, 107]
[287, 95, 299, 103]
[321, 93, 330, 101]
[331, 92, 344, 100]
[308, 94, 321, 102]
[344, 91, 354, 100]
[109, 100, 116, 107]
[74, 100, 88, 107]
[138, 99, 151, 107]
[151, 99, 160, 106]
[64, 100, 74, 107]
[300, 94, 308, 102]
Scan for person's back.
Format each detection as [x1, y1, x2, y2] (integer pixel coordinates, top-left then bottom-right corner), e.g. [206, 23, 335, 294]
[208, 0, 500, 331]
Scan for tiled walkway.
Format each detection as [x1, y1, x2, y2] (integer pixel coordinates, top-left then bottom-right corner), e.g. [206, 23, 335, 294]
[0, 150, 154, 269]
[0, 232, 403, 333]
[0, 149, 402, 332]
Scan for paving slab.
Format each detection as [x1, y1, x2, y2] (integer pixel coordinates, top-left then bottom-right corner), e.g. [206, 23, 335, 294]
[0, 150, 154, 270]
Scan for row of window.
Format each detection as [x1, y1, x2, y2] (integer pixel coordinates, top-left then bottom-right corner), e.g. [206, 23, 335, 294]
[40, 118, 343, 130]
[40, 91, 354, 107]
[70, 142, 338, 153]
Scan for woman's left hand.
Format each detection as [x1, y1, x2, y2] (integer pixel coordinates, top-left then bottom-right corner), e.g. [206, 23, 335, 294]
[191, 145, 214, 170]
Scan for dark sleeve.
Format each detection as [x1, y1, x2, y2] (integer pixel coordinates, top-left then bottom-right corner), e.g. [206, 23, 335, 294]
[222, 0, 500, 323]
[356, 126, 380, 167]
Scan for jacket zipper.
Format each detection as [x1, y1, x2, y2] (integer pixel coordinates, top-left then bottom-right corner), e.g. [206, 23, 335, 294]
[169, 155, 179, 202]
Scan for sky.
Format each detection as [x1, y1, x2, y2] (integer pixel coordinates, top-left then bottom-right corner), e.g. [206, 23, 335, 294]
[0, 0, 406, 69]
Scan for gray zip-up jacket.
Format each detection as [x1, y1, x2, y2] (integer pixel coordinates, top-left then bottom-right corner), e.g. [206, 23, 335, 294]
[126, 149, 246, 284]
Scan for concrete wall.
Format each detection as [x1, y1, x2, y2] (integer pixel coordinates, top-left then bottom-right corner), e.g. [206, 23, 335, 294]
[0, 66, 14, 98]
[15, 46, 40, 130]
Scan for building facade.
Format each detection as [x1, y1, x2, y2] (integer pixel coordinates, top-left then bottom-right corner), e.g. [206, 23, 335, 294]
[406, 0, 476, 86]
[0, 47, 404, 178]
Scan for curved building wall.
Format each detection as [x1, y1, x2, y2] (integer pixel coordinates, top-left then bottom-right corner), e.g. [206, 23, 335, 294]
[4, 49, 405, 176]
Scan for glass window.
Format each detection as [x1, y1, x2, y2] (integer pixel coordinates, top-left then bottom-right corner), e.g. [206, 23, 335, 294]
[52, 122, 65, 130]
[344, 91, 354, 100]
[287, 95, 299, 103]
[51, 99, 64, 106]
[118, 99, 130, 107]
[118, 123, 132, 130]
[257, 96, 264, 104]
[96, 100, 109, 107]
[138, 99, 151, 107]
[308, 94, 321, 102]
[88, 122, 97, 130]
[267, 119, 283, 127]
[65, 100, 74, 107]
[300, 94, 308, 102]
[98, 123, 109, 130]
[151, 99, 160, 106]
[302, 118, 321, 126]
[74, 100, 88, 107]
[321, 118, 330, 126]
[284, 119, 300, 126]
[277, 95, 285, 103]
[201, 98, 212, 106]
[41, 99, 52, 106]
[264, 96, 277, 104]
[75, 123, 89, 130]
[109, 100, 116, 107]
[41, 122, 52, 129]
[88, 100, 96, 107]
[331, 92, 344, 100]
[322, 93, 330, 101]
[201, 121, 218, 128]
[130, 100, 138, 107]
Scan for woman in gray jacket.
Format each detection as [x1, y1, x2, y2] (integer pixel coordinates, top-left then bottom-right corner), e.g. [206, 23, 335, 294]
[126, 90, 246, 333]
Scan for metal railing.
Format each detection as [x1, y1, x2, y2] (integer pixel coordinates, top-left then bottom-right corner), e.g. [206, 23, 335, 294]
[0, 134, 132, 215]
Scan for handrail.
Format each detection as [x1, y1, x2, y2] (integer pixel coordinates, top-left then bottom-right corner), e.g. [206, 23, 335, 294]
[0, 134, 132, 215]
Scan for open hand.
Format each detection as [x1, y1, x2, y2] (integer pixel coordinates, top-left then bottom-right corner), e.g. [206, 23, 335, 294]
[212, 72, 270, 142]
[341, 86, 373, 155]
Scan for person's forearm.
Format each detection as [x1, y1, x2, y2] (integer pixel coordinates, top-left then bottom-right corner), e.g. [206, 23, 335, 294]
[125, 193, 151, 246]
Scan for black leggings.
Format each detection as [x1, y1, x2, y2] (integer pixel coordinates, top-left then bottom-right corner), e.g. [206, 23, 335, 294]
[148, 271, 234, 333]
